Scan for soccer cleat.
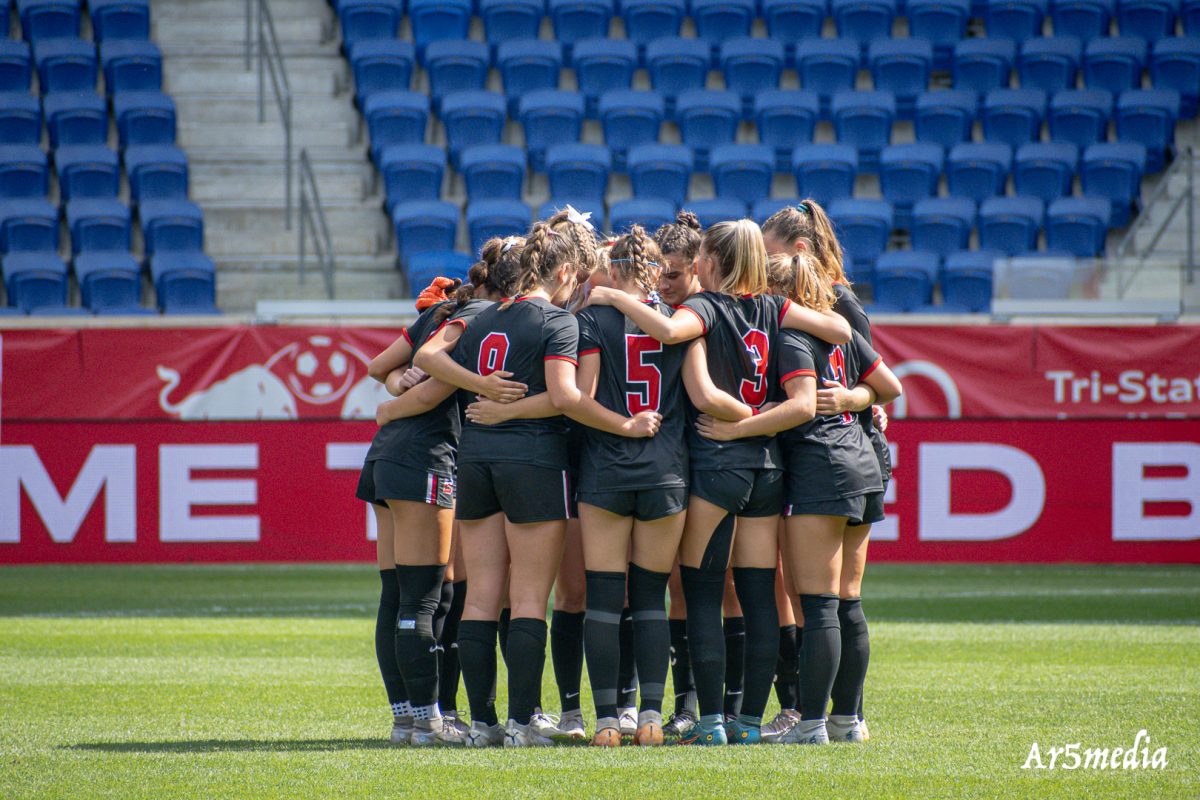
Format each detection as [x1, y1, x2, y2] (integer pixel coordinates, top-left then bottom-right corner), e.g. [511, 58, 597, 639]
[860, 718, 871, 741]
[557, 709, 587, 741]
[465, 721, 505, 748]
[390, 715, 413, 745]
[443, 710, 470, 736]
[529, 709, 563, 739]
[663, 710, 697, 739]
[410, 717, 467, 747]
[678, 723, 728, 746]
[617, 707, 638, 737]
[504, 719, 555, 747]
[827, 714, 866, 743]
[724, 720, 761, 745]
[760, 709, 801, 742]
[776, 718, 829, 745]
[633, 711, 663, 746]
[591, 726, 622, 747]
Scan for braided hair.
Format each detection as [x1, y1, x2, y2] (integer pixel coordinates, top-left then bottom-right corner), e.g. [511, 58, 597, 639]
[607, 224, 663, 299]
[653, 211, 703, 261]
[431, 236, 525, 325]
[761, 199, 849, 286]
[508, 210, 599, 308]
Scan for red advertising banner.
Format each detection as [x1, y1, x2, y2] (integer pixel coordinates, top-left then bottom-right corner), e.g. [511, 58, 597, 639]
[2, 419, 1197, 564]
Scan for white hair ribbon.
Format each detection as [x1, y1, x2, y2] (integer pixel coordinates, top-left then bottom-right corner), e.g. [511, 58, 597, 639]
[563, 204, 595, 231]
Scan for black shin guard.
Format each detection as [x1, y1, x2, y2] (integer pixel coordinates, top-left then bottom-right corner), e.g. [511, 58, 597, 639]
[583, 570, 626, 720]
[394, 564, 447, 710]
[617, 607, 638, 709]
[774, 624, 799, 711]
[669, 619, 695, 714]
[457, 619, 498, 726]
[376, 569, 408, 708]
[628, 563, 670, 714]
[550, 609, 585, 713]
[799, 594, 841, 721]
[732, 568, 779, 722]
[505, 617, 548, 725]
[679, 565, 727, 718]
[433, 580, 453, 640]
[831, 597, 870, 717]
[438, 580, 466, 712]
[722, 615, 746, 718]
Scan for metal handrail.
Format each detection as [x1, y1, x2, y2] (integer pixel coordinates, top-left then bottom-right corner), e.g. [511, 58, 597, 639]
[245, 0, 293, 228]
[298, 149, 336, 298]
[1115, 147, 1196, 297]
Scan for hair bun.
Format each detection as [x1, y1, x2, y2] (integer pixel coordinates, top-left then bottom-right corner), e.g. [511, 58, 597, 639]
[676, 211, 702, 231]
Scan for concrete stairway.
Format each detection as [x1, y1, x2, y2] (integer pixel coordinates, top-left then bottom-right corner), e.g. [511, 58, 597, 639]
[152, 0, 398, 312]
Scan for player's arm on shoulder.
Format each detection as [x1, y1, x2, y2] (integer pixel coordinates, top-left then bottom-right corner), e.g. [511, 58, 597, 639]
[861, 357, 902, 407]
[587, 286, 704, 345]
[782, 302, 852, 345]
[375, 377, 457, 426]
[681, 338, 753, 422]
[545, 357, 661, 438]
[368, 332, 415, 383]
[413, 319, 528, 403]
[696, 374, 816, 440]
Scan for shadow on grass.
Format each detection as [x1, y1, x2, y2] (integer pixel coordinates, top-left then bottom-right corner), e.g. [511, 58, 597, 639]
[65, 738, 394, 753]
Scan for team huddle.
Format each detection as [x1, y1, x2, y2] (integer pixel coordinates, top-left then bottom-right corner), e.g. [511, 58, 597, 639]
[357, 200, 903, 748]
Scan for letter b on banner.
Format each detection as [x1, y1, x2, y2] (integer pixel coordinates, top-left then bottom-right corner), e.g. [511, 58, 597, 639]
[1112, 443, 1200, 541]
[919, 443, 1046, 541]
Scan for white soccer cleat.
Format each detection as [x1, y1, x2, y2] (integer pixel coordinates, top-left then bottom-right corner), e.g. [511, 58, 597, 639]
[504, 719, 556, 747]
[390, 716, 413, 745]
[464, 721, 505, 748]
[617, 707, 638, 737]
[443, 710, 470, 736]
[827, 715, 866, 743]
[859, 718, 871, 741]
[410, 717, 467, 747]
[529, 709, 563, 739]
[557, 709, 587, 741]
[776, 718, 829, 745]
[760, 709, 801, 742]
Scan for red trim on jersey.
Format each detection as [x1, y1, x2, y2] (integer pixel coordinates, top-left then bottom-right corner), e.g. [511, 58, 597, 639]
[400, 327, 413, 346]
[673, 304, 707, 333]
[778, 298, 793, 326]
[443, 318, 469, 330]
[545, 355, 579, 366]
[860, 357, 883, 380]
[578, 347, 600, 356]
[780, 368, 817, 385]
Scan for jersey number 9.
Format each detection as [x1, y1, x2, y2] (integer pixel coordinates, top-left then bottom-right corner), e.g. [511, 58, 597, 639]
[478, 332, 511, 376]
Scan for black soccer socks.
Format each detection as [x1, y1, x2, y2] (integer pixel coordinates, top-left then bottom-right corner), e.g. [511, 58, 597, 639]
[505, 617, 549, 725]
[679, 565, 727, 719]
[723, 614, 747, 719]
[732, 567, 779, 724]
[774, 623, 800, 711]
[799, 594, 842, 721]
[376, 569, 408, 713]
[438, 580, 466, 713]
[498, 607, 511, 666]
[628, 563, 671, 714]
[550, 609, 585, 714]
[669, 618, 696, 715]
[831, 597, 870, 718]
[617, 607, 639, 710]
[394, 564, 447, 714]
[583, 570, 626, 721]
[457, 619, 499, 726]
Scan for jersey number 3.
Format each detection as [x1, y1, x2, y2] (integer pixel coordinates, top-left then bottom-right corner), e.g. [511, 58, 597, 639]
[827, 346, 854, 425]
[478, 332, 511, 376]
[625, 334, 662, 415]
[738, 329, 770, 407]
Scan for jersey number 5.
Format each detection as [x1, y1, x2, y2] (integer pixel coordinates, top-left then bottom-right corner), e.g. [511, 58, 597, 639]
[478, 332, 511, 376]
[827, 346, 854, 425]
[625, 334, 663, 414]
[738, 329, 770, 407]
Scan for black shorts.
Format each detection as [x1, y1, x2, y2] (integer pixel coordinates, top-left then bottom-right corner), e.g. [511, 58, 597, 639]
[578, 485, 688, 522]
[356, 460, 455, 509]
[456, 461, 572, 524]
[784, 491, 885, 527]
[690, 468, 783, 518]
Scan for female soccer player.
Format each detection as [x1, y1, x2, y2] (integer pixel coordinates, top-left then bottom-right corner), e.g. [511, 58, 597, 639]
[587, 219, 852, 745]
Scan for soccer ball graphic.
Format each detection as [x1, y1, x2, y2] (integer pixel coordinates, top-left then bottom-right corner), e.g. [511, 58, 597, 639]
[276, 335, 361, 405]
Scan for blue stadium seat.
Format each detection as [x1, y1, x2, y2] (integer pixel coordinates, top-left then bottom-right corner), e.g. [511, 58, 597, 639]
[18, 0, 81, 41]
[942, 249, 997, 311]
[460, 144, 527, 201]
[89, 0, 151, 40]
[407, 251, 473, 288]
[0, 198, 57, 251]
[610, 198, 676, 232]
[573, 38, 637, 116]
[831, 0, 895, 49]
[911, 197, 976, 257]
[622, 0, 686, 48]
[1116, 0, 1178, 42]
[953, 38, 1016, 97]
[709, 144, 774, 205]
[2, 252, 68, 311]
[869, 39, 933, 118]
[947, 142, 1012, 202]
[425, 40, 490, 109]
[0, 145, 49, 199]
[646, 37, 711, 110]
[43, 91, 107, 148]
[914, 90, 977, 150]
[675, 90, 740, 170]
[519, 90, 585, 170]
[349, 40, 416, 106]
[0, 41, 33, 93]
[755, 90, 819, 171]
[480, 0, 545, 48]
[74, 251, 142, 312]
[1047, 88, 1113, 148]
[441, 91, 507, 163]
[113, 91, 176, 147]
[1046, 196, 1111, 256]
[1115, 88, 1179, 172]
[392, 200, 459, 262]
[1082, 141, 1144, 226]
[538, 198, 606, 228]
[409, 0, 472, 55]
[1050, 0, 1114, 42]
[546, 143, 611, 205]
[379, 144, 447, 211]
[797, 38, 860, 115]
[721, 38, 785, 113]
[150, 252, 218, 314]
[1014, 142, 1078, 203]
[829, 198, 893, 282]
[761, 0, 826, 56]
[66, 197, 130, 253]
[688, 197, 748, 228]
[832, 90, 895, 171]
[792, 143, 858, 206]
[34, 38, 96, 93]
[982, 88, 1047, 147]
[751, 197, 799, 225]
[0, 0, 11, 31]
[1019, 36, 1083, 93]
[875, 250, 938, 311]
[1083, 37, 1146, 95]
[599, 89, 665, 164]
[979, 196, 1044, 255]
[0, 93, 41, 145]
[55, 144, 119, 200]
[984, 0, 1047, 42]
[692, 0, 756, 50]
[548, 0, 613, 51]
[125, 144, 188, 202]
[467, 199, 532, 254]
[139, 199, 204, 255]
[100, 40, 161, 97]
[879, 143, 943, 227]
[337, 0, 402, 49]
[364, 91, 429, 163]
[627, 143, 693, 205]
[1186, 0, 1200, 32]
[1151, 38, 1200, 119]
[498, 40, 562, 114]
[907, 0, 970, 69]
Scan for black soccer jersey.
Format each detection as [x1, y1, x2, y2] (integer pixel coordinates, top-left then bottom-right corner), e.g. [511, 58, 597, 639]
[364, 299, 492, 476]
[575, 303, 688, 492]
[777, 329, 884, 500]
[834, 282, 891, 483]
[452, 296, 580, 470]
[676, 291, 790, 471]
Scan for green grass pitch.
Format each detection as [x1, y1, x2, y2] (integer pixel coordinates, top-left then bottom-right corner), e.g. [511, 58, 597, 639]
[1, 564, 1196, 799]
